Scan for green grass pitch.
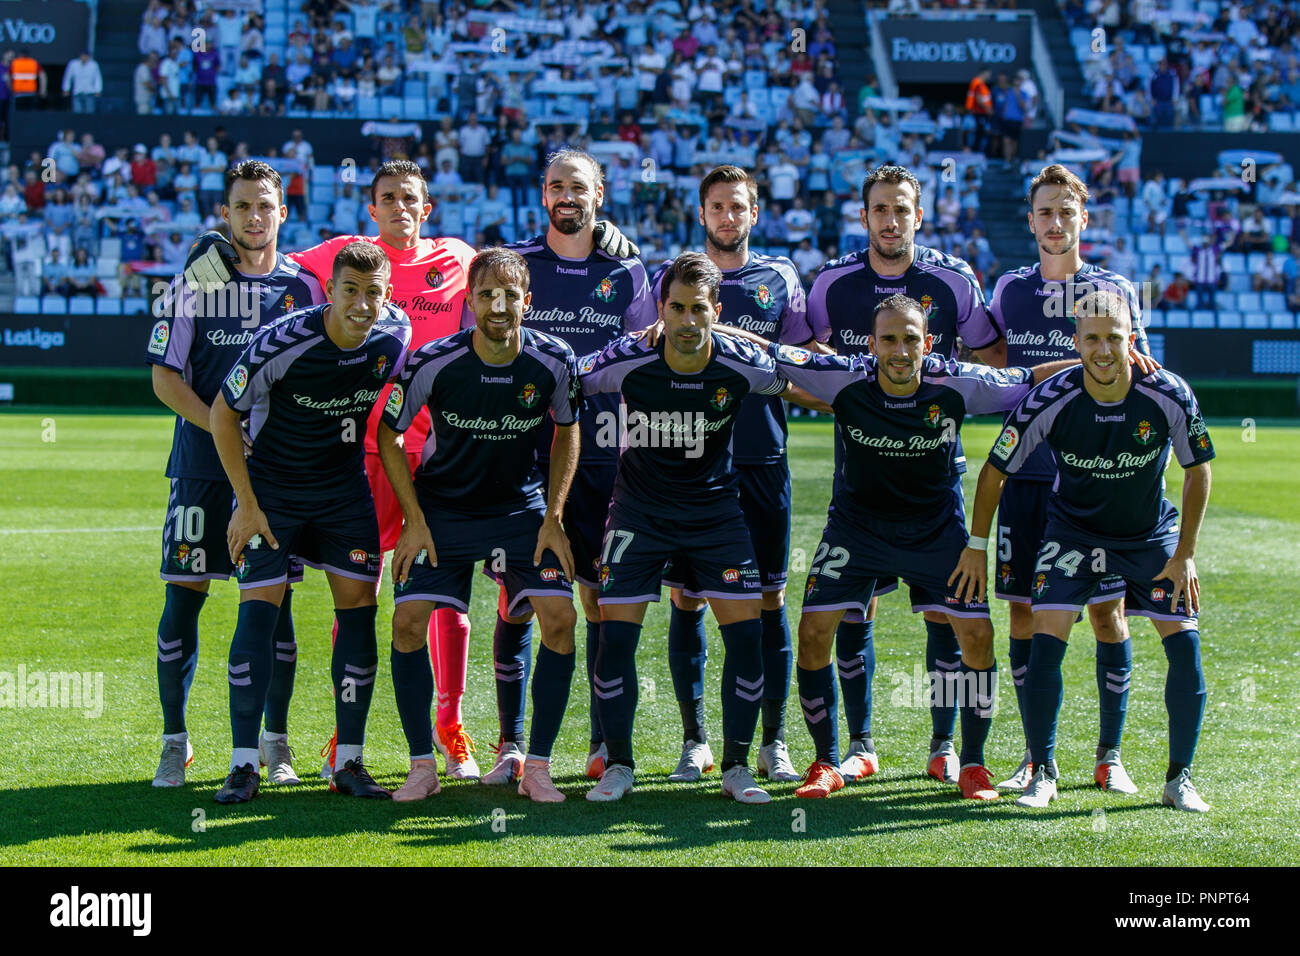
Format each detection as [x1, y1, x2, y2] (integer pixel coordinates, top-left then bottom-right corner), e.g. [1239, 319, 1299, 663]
[0, 410, 1297, 866]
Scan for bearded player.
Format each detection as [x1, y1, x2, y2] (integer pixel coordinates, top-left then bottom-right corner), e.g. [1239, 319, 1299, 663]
[806, 165, 1005, 784]
[466, 148, 655, 785]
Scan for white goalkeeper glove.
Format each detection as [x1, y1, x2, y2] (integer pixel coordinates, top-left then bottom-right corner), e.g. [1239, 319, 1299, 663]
[183, 231, 240, 294]
[592, 219, 640, 259]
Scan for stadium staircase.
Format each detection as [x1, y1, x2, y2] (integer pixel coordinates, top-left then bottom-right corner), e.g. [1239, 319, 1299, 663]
[1022, 0, 1088, 113]
[979, 163, 1035, 273]
[95, 0, 154, 114]
[826, 0, 871, 117]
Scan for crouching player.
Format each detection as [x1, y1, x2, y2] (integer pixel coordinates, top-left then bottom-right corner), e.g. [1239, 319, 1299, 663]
[772, 294, 1074, 800]
[952, 290, 1214, 811]
[379, 247, 581, 803]
[209, 241, 411, 803]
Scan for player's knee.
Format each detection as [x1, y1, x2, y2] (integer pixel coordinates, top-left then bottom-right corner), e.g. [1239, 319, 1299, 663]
[1089, 603, 1128, 643]
[761, 589, 785, 612]
[578, 585, 601, 622]
[953, 619, 995, 668]
[1007, 601, 1034, 639]
[796, 621, 834, 668]
[540, 615, 576, 655]
[392, 606, 429, 653]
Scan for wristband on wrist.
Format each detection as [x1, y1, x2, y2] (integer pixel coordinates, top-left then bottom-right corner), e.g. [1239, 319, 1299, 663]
[966, 534, 989, 551]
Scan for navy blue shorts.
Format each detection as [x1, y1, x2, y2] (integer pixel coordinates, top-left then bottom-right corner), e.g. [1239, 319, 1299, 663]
[1030, 526, 1191, 622]
[994, 476, 1051, 603]
[598, 498, 762, 605]
[235, 485, 379, 590]
[394, 504, 572, 616]
[543, 461, 616, 591]
[664, 459, 792, 596]
[162, 477, 302, 584]
[801, 499, 989, 620]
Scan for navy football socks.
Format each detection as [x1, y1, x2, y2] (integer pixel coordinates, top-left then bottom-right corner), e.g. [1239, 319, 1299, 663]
[584, 619, 603, 744]
[1008, 635, 1032, 746]
[957, 661, 997, 767]
[594, 620, 642, 768]
[391, 644, 435, 757]
[1162, 629, 1206, 780]
[835, 619, 874, 741]
[1096, 638, 1133, 752]
[332, 605, 379, 748]
[925, 619, 962, 741]
[760, 606, 793, 746]
[262, 586, 297, 736]
[156, 583, 205, 736]
[227, 599, 278, 751]
[528, 644, 575, 760]
[493, 616, 532, 744]
[1025, 633, 1068, 769]
[719, 618, 763, 769]
[797, 664, 839, 765]
[667, 603, 708, 741]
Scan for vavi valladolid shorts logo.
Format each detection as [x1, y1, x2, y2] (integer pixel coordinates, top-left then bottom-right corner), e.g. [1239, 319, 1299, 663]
[50, 886, 152, 936]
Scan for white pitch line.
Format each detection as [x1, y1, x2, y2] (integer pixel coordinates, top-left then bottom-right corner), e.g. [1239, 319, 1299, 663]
[0, 525, 156, 535]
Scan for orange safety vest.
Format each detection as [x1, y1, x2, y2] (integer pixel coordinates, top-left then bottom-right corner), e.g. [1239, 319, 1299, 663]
[965, 77, 991, 115]
[12, 57, 39, 94]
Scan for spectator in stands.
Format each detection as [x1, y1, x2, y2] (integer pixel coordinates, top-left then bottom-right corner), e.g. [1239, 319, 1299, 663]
[197, 137, 227, 213]
[48, 130, 80, 181]
[783, 196, 814, 245]
[965, 68, 994, 154]
[1149, 58, 1179, 131]
[792, 72, 820, 127]
[768, 153, 798, 204]
[130, 145, 157, 190]
[42, 248, 69, 297]
[0, 182, 23, 220]
[63, 50, 103, 113]
[1140, 169, 1169, 237]
[64, 247, 98, 298]
[1163, 270, 1190, 310]
[1253, 251, 1286, 293]
[1145, 263, 1165, 309]
[1191, 234, 1221, 309]
[139, 2, 168, 58]
[1238, 208, 1274, 253]
[793, 236, 824, 285]
[1105, 235, 1138, 281]
[134, 53, 158, 114]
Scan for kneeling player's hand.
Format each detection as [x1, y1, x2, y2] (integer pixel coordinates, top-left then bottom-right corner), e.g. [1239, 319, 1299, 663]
[535, 515, 575, 583]
[393, 519, 437, 587]
[634, 319, 665, 347]
[1156, 551, 1199, 615]
[1129, 350, 1163, 375]
[228, 503, 278, 564]
[183, 230, 239, 294]
[593, 219, 640, 260]
[948, 547, 988, 605]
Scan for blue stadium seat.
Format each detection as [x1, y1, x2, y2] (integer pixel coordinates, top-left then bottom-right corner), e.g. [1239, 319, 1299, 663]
[1227, 272, 1250, 293]
[14, 295, 39, 313]
[311, 181, 334, 203]
[1270, 312, 1296, 329]
[1217, 311, 1242, 329]
[41, 296, 68, 314]
[1263, 292, 1287, 311]
[1164, 234, 1188, 255]
[1236, 291, 1262, 312]
[1164, 310, 1190, 328]
[1217, 292, 1237, 312]
[1243, 312, 1269, 329]
[1146, 310, 1165, 328]
[96, 298, 122, 315]
[1190, 310, 1216, 329]
[380, 95, 404, 117]
[1220, 252, 1245, 273]
[308, 202, 330, 224]
[1137, 234, 1161, 254]
[1246, 253, 1269, 274]
[68, 297, 95, 315]
[123, 297, 148, 315]
[403, 98, 428, 121]
[356, 94, 379, 117]
[1269, 113, 1294, 132]
[403, 79, 424, 97]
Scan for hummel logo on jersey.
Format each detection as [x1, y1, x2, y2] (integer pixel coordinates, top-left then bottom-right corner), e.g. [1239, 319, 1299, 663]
[883, 398, 916, 408]
[556, 265, 588, 276]
[874, 286, 906, 294]
[670, 380, 704, 390]
[482, 375, 512, 384]
[1096, 414, 1125, 422]
[339, 353, 367, 366]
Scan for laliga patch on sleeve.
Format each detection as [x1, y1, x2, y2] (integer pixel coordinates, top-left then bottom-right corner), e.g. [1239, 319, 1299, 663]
[777, 344, 812, 365]
[148, 320, 170, 356]
[226, 364, 249, 399]
[385, 383, 404, 418]
[992, 425, 1018, 460]
[578, 353, 598, 375]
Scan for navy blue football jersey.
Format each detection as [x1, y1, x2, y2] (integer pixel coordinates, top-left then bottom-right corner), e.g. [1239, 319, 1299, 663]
[221, 303, 411, 499]
[460, 234, 657, 466]
[772, 345, 1032, 522]
[579, 332, 786, 517]
[146, 254, 324, 481]
[989, 262, 1150, 481]
[807, 243, 1000, 358]
[382, 327, 578, 515]
[653, 252, 812, 465]
[989, 366, 1215, 546]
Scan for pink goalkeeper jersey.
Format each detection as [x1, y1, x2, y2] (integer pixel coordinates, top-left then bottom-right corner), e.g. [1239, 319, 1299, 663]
[290, 234, 475, 454]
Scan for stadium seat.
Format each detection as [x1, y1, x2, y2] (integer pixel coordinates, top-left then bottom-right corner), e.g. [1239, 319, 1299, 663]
[1164, 310, 1190, 328]
[1269, 113, 1294, 132]
[1164, 234, 1188, 255]
[403, 98, 427, 120]
[100, 238, 121, 260]
[1191, 310, 1216, 329]
[403, 79, 424, 97]
[1146, 310, 1165, 328]
[1137, 234, 1161, 254]
[1217, 311, 1242, 329]
[1221, 252, 1246, 273]
[68, 297, 95, 315]
[1217, 292, 1237, 312]
[357, 94, 379, 117]
[1237, 292, 1263, 312]
[1263, 292, 1287, 311]
[1243, 312, 1269, 329]
[1228, 272, 1251, 293]
[13, 295, 39, 313]
[122, 297, 148, 315]
[1270, 312, 1296, 329]
[96, 298, 122, 315]
[41, 296, 68, 314]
